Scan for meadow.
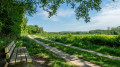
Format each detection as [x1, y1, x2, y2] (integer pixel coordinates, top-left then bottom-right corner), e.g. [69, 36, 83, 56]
[36, 33, 120, 57]
[32, 35, 120, 67]
[0, 33, 120, 67]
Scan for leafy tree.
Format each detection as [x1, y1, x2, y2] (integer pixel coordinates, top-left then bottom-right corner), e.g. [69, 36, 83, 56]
[0, 0, 115, 37]
[76, 32, 80, 34]
[21, 14, 28, 34]
[23, 0, 103, 23]
[39, 27, 44, 33]
[1, 0, 113, 23]
[28, 25, 40, 34]
[0, 0, 36, 37]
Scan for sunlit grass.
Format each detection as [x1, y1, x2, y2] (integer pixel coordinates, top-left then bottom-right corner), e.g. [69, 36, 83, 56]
[34, 37, 120, 67]
[16, 36, 74, 67]
[35, 33, 120, 57]
[0, 37, 15, 51]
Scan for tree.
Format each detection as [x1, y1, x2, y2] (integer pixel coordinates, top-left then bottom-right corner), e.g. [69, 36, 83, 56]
[0, 0, 115, 37]
[23, 0, 103, 23]
[28, 25, 41, 34]
[39, 27, 44, 33]
[0, 0, 36, 37]
[76, 32, 80, 34]
[21, 14, 28, 34]
[1, 0, 113, 23]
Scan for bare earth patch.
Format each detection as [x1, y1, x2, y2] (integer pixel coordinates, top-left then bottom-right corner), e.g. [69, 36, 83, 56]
[32, 54, 49, 67]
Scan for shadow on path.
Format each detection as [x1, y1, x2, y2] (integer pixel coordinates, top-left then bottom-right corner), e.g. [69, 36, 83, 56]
[29, 35, 100, 67]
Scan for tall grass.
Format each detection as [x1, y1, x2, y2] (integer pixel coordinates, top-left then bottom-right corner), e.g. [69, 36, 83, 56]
[34, 37, 120, 67]
[36, 33, 120, 57]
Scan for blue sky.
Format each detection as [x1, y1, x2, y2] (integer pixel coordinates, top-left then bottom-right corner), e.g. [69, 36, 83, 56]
[27, 0, 120, 32]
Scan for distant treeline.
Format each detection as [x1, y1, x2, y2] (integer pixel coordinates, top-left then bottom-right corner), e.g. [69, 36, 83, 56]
[89, 26, 120, 35]
[54, 26, 120, 35]
[28, 25, 44, 34]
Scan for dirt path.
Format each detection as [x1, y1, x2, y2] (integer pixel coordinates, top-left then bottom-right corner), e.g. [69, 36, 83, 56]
[33, 35, 120, 61]
[29, 35, 100, 67]
[32, 54, 48, 67]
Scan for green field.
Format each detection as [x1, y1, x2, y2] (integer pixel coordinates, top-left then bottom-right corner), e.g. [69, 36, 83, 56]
[1, 1, 120, 67]
[36, 33, 120, 57]
[32, 34, 120, 67]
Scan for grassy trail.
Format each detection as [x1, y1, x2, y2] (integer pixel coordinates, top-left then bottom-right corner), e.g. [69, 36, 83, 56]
[35, 34, 120, 58]
[29, 35, 100, 67]
[31, 35, 120, 67]
[16, 35, 74, 67]
[33, 35, 120, 61]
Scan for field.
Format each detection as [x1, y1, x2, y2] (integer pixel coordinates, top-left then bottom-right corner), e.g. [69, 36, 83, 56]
[1, 33, 120, 67]
[30, 33, 120, 67]
[36, 33, 120, 57]
[1, 1, 120, 67]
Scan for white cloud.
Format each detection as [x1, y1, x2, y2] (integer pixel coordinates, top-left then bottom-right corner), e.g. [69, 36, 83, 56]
[37, 11, 59, 22]
[57, 9, 74, 17]
[37, 8, 74, 22]
[66, 0, 120, 31]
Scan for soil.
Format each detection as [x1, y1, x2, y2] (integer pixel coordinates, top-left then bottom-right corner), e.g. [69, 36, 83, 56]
[32, 54, 49, 67]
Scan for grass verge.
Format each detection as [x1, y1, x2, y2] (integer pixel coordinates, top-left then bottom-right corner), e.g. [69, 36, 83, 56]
[35, 34, 120, 57]
[16, 36, 74, 67]
[34, 36, 120, 67]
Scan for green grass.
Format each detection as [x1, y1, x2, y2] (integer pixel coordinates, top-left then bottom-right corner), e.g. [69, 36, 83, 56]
[0, 37, 15, 50]
[0, 36, 16, 60]
[16, 36, 74, 67]
[35, 34, 120, 57]
[33, 36, 120, 67]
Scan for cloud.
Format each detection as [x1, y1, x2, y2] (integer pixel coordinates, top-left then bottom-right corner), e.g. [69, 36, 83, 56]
[57, 9, 74, 17]
[37, 8, 74, 22]
[37, 11, 59, 22]
[65, 0, 120, 31]
[90, 0, 120, 29]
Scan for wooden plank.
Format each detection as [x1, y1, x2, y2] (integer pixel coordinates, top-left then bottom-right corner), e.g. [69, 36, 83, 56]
[9, 48, 17, 64]
[5, 41, 14, 53]
[6, 44, 16, 59]
[24, 47, 32, 62]
[15, 47, 21, 63]
[4, 62, 8, 67]
[20, 47, 26, 62]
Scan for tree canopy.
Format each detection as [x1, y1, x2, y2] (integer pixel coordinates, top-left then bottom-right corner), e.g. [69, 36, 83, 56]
[19, 0, 103, 22]
[0, 0, 114, 37]
[1, 0, 111, 22]
[28, 25, 44, 34]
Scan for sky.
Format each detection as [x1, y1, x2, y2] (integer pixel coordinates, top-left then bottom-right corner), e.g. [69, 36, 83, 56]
[27, 0, 120, 32]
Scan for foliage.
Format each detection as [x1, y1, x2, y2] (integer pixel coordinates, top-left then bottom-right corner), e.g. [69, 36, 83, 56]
[0, 0, 115, 37]
[0, 36, 16, 52]
[37, 33, 120, 47]
[0, 0, 107, 25]
[0, 0, 31, 37]
[54, 26, 120, 35]
[26, 0, 102, 22]
[34, 36, 120, 67]
[89, 26, 120, 35]
[36, 33, 120, 57]
[28, 25, 44, 34]
[21, 16, 28, 34]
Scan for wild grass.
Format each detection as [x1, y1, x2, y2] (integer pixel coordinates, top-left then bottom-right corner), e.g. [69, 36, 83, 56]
[16, 35, 74, 67]
[35, 33, 120, 57]
[0, 36, 16, 53]
[34, 37, 120, 67]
